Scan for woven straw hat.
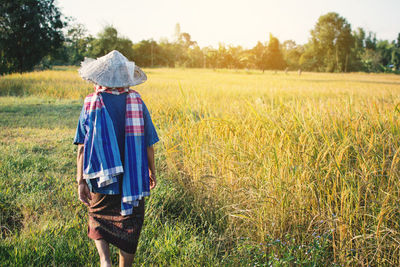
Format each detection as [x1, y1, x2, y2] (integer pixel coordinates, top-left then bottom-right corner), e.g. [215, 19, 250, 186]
[78, 50, 147, 88]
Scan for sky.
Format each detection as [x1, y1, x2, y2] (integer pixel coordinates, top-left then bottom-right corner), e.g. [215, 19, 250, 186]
[58, 0, 400, 49]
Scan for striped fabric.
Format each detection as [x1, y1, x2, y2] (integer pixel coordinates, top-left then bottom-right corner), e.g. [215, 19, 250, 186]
[82, 85, 150, 216]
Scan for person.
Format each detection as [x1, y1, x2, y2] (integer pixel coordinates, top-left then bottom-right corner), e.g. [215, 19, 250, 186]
[74, 50, 159, 267]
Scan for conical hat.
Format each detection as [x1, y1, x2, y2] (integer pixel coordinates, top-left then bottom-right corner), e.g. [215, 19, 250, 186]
[78, 50, 147, 88]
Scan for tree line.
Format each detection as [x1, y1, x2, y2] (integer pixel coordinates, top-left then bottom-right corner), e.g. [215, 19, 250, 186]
[1, 0, 400, 74]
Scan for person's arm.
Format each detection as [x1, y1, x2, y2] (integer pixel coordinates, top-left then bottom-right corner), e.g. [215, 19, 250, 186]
[77, 144, 91, 206]
[76, 144, 85, 184]
[141, 100, 159, 190]
[147, 145, 157, 190]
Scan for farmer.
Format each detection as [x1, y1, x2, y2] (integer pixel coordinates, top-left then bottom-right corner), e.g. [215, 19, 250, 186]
[74, 50, 159, 267]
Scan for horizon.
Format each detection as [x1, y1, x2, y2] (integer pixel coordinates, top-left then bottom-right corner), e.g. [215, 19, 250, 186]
[58, 0, 400, 49]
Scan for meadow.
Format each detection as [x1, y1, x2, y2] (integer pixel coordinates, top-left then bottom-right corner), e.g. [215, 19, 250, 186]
[1, 67, 400, 266]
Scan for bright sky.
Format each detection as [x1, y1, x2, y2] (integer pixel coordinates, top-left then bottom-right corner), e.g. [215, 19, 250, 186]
[58, 0, 400, 49]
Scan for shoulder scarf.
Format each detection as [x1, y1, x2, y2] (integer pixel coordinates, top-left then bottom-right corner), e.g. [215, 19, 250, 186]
[83, 85, 150, 216]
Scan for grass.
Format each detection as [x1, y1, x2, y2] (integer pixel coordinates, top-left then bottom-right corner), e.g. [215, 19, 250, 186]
[1, 67, 400, 266]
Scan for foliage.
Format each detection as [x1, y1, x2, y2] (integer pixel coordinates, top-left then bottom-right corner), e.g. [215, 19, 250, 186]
[265, 33, 286, 70]
[252, 41, 268, 71]
[86, 25, 134, 60]
[347, 27, 366, 71]
[282, 40, 304, 70]
[361, 48, 384, 72]
[0, 0, 64, 74]
[69, 15, 396, 73]
[61, 18, 93, 65]
[304, 12, 354, 72]
[132, 39, 161, 67]
[2, 4, 400, 74]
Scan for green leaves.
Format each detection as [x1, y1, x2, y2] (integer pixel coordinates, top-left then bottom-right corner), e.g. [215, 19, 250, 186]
[0, 0, 64, 74]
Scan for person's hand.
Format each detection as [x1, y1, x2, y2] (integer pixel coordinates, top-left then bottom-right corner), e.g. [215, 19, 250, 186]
[78, 181, 92, 206]
[149, 173, 157, 190]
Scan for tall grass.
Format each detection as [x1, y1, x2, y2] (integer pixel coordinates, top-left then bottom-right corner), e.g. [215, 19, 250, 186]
[1, 68, 400, 265]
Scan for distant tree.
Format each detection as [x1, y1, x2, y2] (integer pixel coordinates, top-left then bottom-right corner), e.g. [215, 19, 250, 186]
[132, 38, 182, 68]
[308, 12, 354, 72]
[33, 17, 95, 67]
[0, 0, 64, 74]
[252, 41, 268, 72]
[282, 40, 301, 69]
[354, 31, 399, 73]
[158, 39, 178, 67]
[87, 26, 134, 60]
[376, 40, 394, 69]
[64, 19, 92, 65]
[216, 43, 230, 68]
[265, 34, 286, 70]
[202, 46, 218, 68]
[180, 33, 197, 48]
[348, 28, 400, 72]
[239, 49, 256, 69]
[174, 23, 181, 42]
[170, 23, 197, 67]
[299, 42, 320, 71]
[132, 39, 164, 67]
[365, 32, 377, 50]
[353, 28, 366, 51]
[392, 33, 400, 70]
[176, 32, 198, 67]
[186, 45, 204, 68]
[347, 27, 366, 71]
[227, 45, 247, 69]
[397, 33, 400, 49]
[361, 48, 383, 72]
[392, 49, 400, 71]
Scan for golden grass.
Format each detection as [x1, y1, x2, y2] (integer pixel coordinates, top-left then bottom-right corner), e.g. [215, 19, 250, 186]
[1, 68, 400, 265]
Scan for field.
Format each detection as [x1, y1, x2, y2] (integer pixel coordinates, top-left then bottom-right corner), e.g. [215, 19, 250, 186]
[1, 67, 400, 266]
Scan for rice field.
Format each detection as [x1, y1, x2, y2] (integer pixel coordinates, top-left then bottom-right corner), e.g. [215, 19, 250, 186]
[1, 67, 400, 266]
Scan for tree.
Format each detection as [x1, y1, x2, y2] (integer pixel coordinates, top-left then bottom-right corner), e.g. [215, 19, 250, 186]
[64, 19, 92, 65]
[252, 41, 268, 72]
[265, 33, 286, 70]
[216, 43, 230, 68]
[227, 45, 246, 69]
[348, 27, 366, 71]
[186, 45, 204, 68]
[202, 46, 218, 68]
[180, 33, 197, 48]
[376, 40, 394, 69]
[282, 40, 304, 70]
[0, 0, 64, 74]
[171, 24, 200, 67]
[299, 42, 320, 71]
[174, 23, 181, 42]
[392, 33, 400, 70]
[87, 26, 134, 60]
[361, 48, 383, 72]
[308, 12, 354, 72]
[132, 39, 160, 67]
[158, 39, 178, 67]
[175, 31, 197, 67]
[365, 32, 377, 50]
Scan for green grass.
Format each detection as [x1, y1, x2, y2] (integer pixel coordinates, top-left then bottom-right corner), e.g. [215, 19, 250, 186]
[1, 68, 400, 266]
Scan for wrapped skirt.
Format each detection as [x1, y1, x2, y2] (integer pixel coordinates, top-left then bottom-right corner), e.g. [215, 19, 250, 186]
[87, 191, 145, 254]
